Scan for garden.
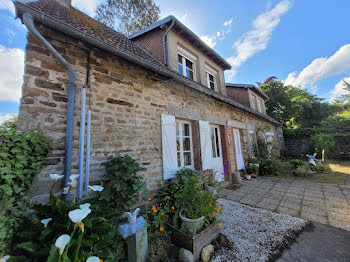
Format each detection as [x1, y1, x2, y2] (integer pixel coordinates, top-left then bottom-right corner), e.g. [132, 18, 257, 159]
[0, 119, 227, 262]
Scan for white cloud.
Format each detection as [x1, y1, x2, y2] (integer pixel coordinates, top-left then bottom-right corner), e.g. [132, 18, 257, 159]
[330, 77, 350, 102]
[72, 0, 98, 16]
[285, 44, 350, 87]
[0, 113, 17, 125]
[226, 0, 292, 80]
[0, 0, 15, 15]
[200, 17, 233, 48]
[180, 12, 188, 24]
[0, 45, 25, 102]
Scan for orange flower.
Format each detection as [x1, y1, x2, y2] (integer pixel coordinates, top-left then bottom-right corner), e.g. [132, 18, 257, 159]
[99, 259, 103, 262]
[167, 196, 171, 199]
[200, 190, 204, 194]
[171, 206, 175, 211]
[215, 208, 220, 213]
[159, 226, 164, 232]
[218, 223, 221, 228]
[208, 213, 212, 217]
[152, 205, 158, 213]
[148, 197, 152, 201]
[155, 231, 158, 234]
[160, 203, 162, 206]
[161, 212, 165, 216]
[152, 192, 155, 196]
[216, 202, 219, 206]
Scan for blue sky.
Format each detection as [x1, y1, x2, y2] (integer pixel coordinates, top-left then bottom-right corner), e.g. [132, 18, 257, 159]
[0, 0, 350, 123]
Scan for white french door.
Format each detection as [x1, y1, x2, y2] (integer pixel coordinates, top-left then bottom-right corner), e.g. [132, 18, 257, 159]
[210, 125, 224, 181]
[233, 129, 245, 170]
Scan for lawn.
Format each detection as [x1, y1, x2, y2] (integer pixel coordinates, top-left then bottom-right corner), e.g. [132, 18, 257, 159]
[276, 160, 350, 185]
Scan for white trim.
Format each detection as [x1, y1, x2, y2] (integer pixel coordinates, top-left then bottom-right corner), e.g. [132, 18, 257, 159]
[178, 45, 197, 61]
[176, 119, 194, 169]
[265, 132, 274, 136]
[178, 52, 197, 81]
[205, 64, 217, 76]
[206, 71, 217, 91]
[250, 94, 256, 110]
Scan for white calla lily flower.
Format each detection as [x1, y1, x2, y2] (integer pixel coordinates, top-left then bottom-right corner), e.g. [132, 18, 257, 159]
[70, 174, 79, 181]
[63, 186, 70, 194]
[41, 218, 52, 228]
[68, 180, 77, 188]
[68, 207, 91, 223]
[86, 257, 100, 262]
[79, 203, 91, 210]
[55, 234, 70, 255]
[50, 174, 64, 181]
[88, 185, 104, 192]
[0, 256, 10, 262]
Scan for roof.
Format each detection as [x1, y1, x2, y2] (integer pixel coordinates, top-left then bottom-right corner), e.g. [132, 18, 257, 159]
[13, 0, 280, 125]
[226, 83, 270, 101]
[128, 15, 232, 70]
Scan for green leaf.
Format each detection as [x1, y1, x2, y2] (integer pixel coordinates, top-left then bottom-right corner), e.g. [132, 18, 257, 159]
[16, 242, 39, 254]
[46, 246, 59, 262]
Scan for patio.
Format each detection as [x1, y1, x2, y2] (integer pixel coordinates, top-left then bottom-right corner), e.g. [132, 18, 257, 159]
[219, 177, 350, 231]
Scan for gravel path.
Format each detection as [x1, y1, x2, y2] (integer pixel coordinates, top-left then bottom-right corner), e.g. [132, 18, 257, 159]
[212, 198, 308, 262]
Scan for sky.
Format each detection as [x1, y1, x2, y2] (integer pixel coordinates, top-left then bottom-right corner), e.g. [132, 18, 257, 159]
[0, 0, 350, 124]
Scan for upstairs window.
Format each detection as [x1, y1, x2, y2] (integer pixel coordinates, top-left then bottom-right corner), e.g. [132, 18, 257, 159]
[250, 95, 256, 110]
[206, 72, 216, 90]
[257, 99, 263, 113]
[178, 54, 195, 80]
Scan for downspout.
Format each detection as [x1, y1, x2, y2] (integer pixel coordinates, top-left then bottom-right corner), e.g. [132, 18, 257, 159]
[23, 13, 76, 190]
[162, 18, 175, 67]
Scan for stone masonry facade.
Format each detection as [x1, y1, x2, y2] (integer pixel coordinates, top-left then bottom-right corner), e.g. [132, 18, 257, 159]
[19, 23, 279, 202]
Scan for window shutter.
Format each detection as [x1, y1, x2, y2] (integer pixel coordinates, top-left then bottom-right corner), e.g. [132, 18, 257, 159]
[199, 120, 212, 170]
[161, 114, 177, 179]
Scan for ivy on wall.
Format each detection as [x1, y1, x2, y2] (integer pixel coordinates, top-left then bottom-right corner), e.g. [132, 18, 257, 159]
[0, 125, 51, 254]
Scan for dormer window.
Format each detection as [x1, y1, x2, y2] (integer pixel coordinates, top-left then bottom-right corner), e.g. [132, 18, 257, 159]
[250, 95, 256, 110]
[205, 65, 217, 91]
[257, 99, 263, 113]
[178, 54, 194, 80]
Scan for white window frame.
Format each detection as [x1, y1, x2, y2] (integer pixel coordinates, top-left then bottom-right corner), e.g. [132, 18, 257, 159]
[210, 125, 222, 158]
[176, 119, 194, 169]
[205, 65, 217, 91]
[257, 99, 263, 113]
[178, 46, 197, 81]
[250, 95, 256, 110]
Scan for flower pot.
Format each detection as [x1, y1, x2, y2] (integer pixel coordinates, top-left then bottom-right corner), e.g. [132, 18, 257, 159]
[205, 185, 217, 195]
[245, 174, 251, 180]
[179, 209, 204, 233]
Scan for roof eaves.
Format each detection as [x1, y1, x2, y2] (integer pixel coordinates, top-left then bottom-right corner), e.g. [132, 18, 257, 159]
[226, 83, 269, 101]
[128, 15, 173, 39]
[14, 2, 279, 125]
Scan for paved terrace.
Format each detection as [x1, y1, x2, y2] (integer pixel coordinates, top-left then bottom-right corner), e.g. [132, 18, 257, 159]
[220, 177, 350, 231]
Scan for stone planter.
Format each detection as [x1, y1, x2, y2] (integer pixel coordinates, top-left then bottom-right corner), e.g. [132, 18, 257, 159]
[180, 209, 204, 233]
[167, 222, 219, 261]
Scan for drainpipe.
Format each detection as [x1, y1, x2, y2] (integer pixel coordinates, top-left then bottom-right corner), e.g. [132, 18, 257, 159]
[162, 18, 175, 67]
[23, 13, 76, 190]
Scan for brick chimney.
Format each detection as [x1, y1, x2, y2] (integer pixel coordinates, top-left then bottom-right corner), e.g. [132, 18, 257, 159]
[58, 0, 72, 8]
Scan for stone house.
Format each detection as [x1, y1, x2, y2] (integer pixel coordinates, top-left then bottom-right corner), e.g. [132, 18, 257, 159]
[13, 0, 282, 201]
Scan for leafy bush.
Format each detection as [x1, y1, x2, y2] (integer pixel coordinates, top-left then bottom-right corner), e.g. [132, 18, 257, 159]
[309, 164, 325, 173]
[9, 192, 126, 261]
[0, 125, 51, 254]
[99, 155, 147, 210]
[256, 138, 270, 159]
[259, 159, 281, 176]
[289, 159, 305, 169]
[310, 133, 336, 159]
[246, 165, 259, 175]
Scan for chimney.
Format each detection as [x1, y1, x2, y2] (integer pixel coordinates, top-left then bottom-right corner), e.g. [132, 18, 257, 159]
[58, 0, 72, 8]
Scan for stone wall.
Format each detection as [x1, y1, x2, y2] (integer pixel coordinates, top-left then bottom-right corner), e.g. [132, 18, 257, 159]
[19, 23, 279, 202]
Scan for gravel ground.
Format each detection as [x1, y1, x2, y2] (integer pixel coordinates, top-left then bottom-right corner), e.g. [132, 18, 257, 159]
[212, 198, 308, 262]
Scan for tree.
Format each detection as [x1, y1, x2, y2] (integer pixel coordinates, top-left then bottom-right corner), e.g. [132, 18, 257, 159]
[95, 0, 160, 36]
[333, 80, 350, 105]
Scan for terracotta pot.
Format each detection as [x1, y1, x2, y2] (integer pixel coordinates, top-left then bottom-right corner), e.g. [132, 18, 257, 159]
[179, 209, 204, 233]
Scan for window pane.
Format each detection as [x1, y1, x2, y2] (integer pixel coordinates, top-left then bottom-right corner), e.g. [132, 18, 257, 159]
[209, 74, 214, 81]
[183, 123, 190, 136]
[183, 138, 191, 151]
[211, 128, 216, 157]
[176, 122, 179, 136]
[184, 152, 192, 166]
[215, 128, 220, 157]
[178, 63, 183, 75]
[178, 54, 183, 63]
[210, 82, 215, 90]
[188, 69, 194, 80]
[176, 137, 180, 151]
[186, 59, 193, 70]
[177, 152, 181, 167]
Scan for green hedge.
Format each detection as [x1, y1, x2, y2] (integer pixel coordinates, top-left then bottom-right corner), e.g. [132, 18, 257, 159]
[283, 128, 333, 139]
[0, 126, 51, 254]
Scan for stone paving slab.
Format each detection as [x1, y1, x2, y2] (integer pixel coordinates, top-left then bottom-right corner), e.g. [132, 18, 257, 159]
[220, 177, 350, 231]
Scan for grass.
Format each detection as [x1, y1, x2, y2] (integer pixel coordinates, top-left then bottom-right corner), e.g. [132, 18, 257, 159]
[275, 160, 349, 185]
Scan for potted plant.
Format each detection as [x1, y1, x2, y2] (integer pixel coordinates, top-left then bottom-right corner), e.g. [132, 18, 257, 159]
[248, 155, 260, 167]
[246, 165, 259, 178]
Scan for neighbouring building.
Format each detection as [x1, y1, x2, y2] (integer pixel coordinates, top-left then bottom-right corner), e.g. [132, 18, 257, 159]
[13, 0, 282, 202]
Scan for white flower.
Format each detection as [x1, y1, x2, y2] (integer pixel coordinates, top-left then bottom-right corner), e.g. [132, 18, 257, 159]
[79, 203, 91, 210]
[88, 185, 104, 192]
[63, 186, 70, 194]
[86, 257, 100, 262]
[68, 180, 77, 188]
[55, 234, 70, 255]
[0, 256, 10, 262]
[70, 174, 79, 181]
[68, 207, 91, 223]
[50, 174, 64, 181]
[41, 218, 52, 228]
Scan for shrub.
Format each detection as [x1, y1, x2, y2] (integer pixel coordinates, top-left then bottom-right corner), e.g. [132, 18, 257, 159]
[246, 165, 259, 175]
[256, 137, 270, 159]
[99, 155, 147, 210]
[310, 133, 336, 159]
[289, 159, 305, 169]
[259, 159, 281, 176]
[0, 125, 51, 254]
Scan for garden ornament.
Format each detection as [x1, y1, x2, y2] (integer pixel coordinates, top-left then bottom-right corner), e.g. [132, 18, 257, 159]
[122, 208, 140, 224]
[306, 153, 318, 166]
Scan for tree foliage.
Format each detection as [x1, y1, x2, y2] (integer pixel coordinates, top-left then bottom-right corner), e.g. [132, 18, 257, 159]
[261, 81, 342, 128]
[333, 80, 350, 105]
[95, 0, 160, 35]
